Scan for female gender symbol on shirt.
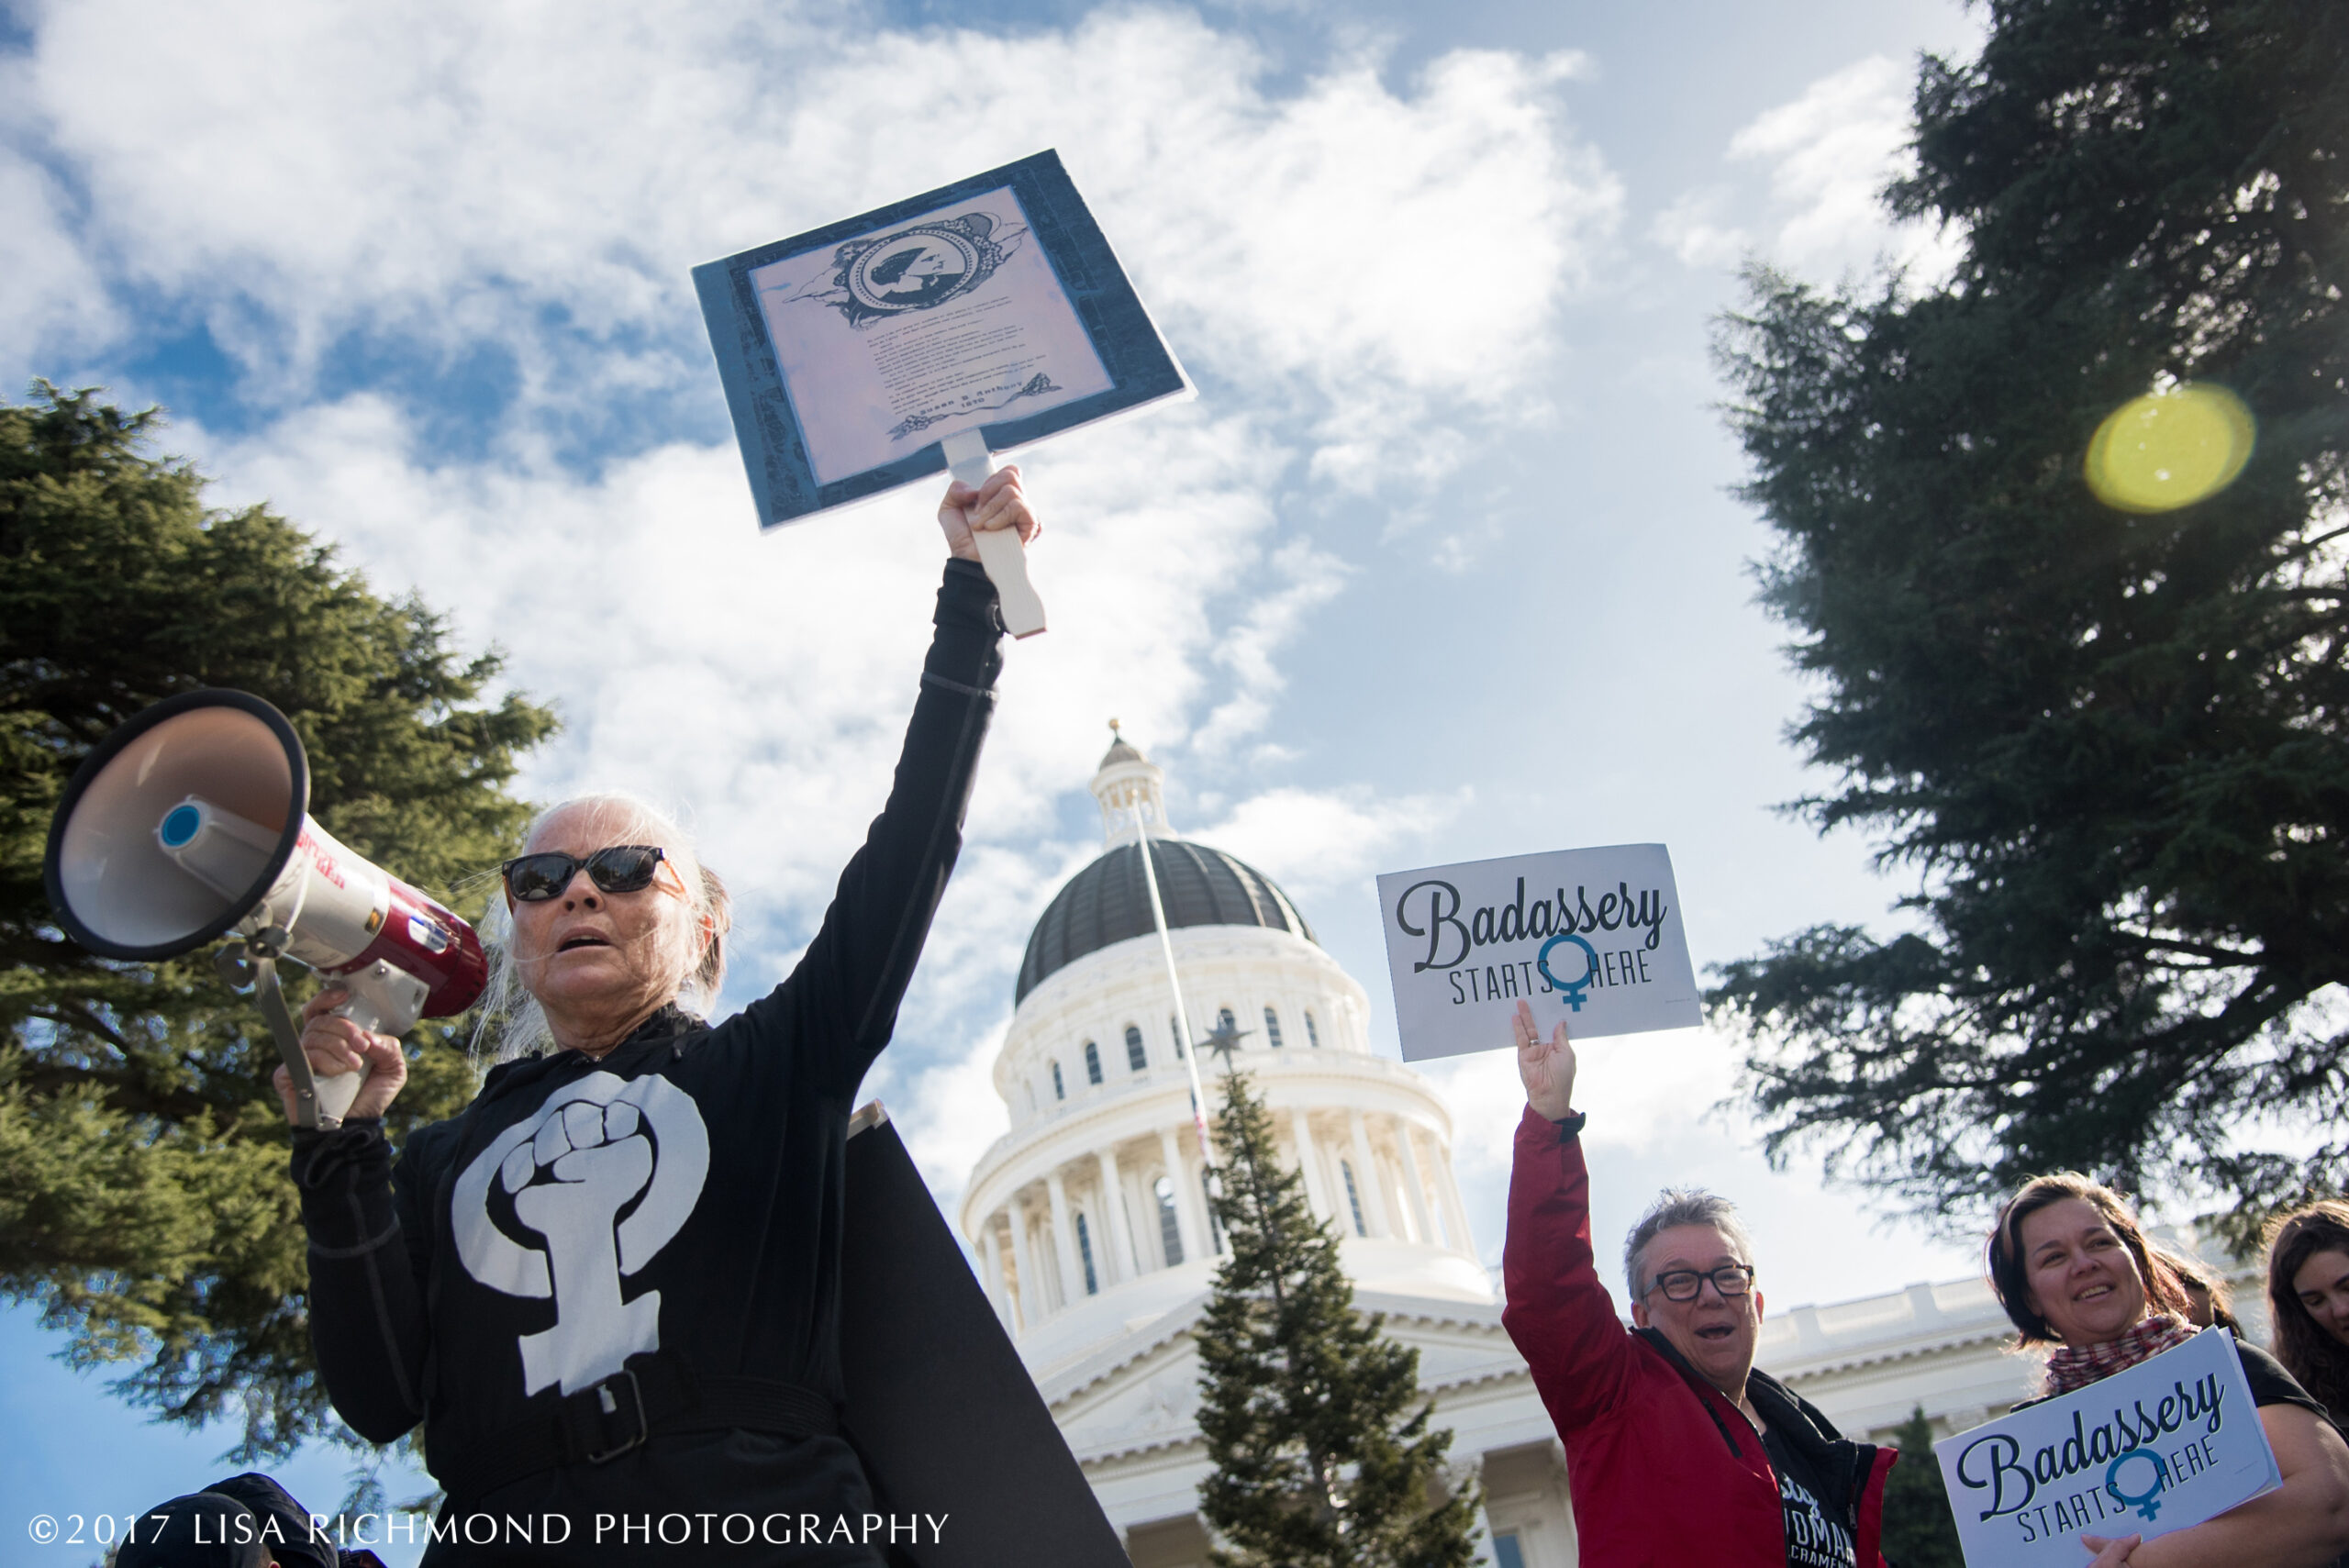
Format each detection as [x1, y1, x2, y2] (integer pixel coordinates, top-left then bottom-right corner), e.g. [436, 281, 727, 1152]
[2106, 1450, 2170, 1520]
[1537, 933, 1601, 1012]
[451, 1071, 710, 1397]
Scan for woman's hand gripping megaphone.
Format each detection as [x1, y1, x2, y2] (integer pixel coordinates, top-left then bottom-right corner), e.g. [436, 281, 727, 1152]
[273, 985, 408, 1125]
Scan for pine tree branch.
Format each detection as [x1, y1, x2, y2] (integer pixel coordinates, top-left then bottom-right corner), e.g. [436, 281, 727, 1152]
[2105, 931, 2266, 967]
[31, 998, 137, 1056]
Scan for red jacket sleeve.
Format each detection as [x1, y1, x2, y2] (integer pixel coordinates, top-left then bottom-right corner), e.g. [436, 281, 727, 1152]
[1499, 1104, 1640, 1433]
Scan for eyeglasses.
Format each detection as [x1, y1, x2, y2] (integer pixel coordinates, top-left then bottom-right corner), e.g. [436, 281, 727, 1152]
[500, 845, 672, 902]
[1644, 1264, 1757, 1303]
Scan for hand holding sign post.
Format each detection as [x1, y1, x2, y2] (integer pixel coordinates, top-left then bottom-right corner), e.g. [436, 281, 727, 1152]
[695, 150, 1189, 636]
[941, 431, 1046, 636]
[1376, 844, 1701, 1062]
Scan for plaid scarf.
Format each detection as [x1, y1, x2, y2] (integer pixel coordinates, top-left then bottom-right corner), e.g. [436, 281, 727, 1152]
[2042, 1313, 2200, 1396]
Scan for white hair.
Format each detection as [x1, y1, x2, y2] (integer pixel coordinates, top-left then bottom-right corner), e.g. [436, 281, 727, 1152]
[472, 791, 733, 1064]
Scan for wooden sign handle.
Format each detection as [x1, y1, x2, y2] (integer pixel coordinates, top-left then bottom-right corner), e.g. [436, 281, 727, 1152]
[942, 430, 1046, 639]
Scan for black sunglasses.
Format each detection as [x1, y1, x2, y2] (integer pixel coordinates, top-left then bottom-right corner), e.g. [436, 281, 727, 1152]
[1645, 1264, 1757, 1303]
[500, 844, 669, 902]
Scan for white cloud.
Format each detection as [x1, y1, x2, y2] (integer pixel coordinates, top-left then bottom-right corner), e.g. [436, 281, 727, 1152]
[1416, 1021, 1982, 1302]
[891, 1018, 1016, 1196]
[19, 5, 1618, 485]
[1651, 188, 1748, 271]
[0, 63, 113, 375]
[195, 394, 1290, 881]
[1652, 54, 1958, 282]
[1193, 537, 1352, 760]
[1730, 56, 1922, 271]
[1197, 783, 1468, 901]
[8, 0, 1625, 1224]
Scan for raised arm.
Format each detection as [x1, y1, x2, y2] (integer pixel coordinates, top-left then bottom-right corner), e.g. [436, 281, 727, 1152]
[777, 469, 1034, 1088]
[1499, 1000, 1642, 1432]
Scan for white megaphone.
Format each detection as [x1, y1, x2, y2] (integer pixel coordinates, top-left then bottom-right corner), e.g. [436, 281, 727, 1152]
[44, 689, 487, 1129]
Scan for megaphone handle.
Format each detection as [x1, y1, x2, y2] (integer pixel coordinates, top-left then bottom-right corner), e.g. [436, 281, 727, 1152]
[331, 961, 429, 1039]
[243, 951, 336, 1131]
[311, 962, 429, 1125]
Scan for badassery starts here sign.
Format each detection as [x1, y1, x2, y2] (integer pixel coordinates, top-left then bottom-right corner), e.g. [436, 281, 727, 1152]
[1375, 843, 1701, 1062]
[1933, 1328, 2280, 1566]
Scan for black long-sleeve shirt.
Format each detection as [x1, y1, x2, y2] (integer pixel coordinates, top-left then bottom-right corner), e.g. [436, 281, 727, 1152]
[289, 559, 1002, 1562]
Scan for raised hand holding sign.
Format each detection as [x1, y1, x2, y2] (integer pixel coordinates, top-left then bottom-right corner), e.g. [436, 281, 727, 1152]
[1513, 999, 1576, 1121]
[941, 434, 1046, 635]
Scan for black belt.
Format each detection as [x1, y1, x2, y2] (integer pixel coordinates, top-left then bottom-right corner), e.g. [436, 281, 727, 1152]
[440, 1352, 841, 1501]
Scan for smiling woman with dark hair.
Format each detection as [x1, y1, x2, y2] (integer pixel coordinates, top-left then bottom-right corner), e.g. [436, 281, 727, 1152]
[1985, 1173, 2349, 1567]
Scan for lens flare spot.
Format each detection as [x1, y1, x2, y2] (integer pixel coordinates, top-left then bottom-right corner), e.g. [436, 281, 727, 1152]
[2085, 384, 2254, 513]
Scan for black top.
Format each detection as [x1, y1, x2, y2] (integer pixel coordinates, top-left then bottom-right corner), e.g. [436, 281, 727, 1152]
[1763, 1425, 1860, 1568]
[2238, 1340, 2334, 1423]
[1746, 1366, 1876, 1568]
[287, 559, 1002, 1562]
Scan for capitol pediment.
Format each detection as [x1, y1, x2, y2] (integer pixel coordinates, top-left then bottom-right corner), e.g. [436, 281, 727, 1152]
[1040, 1287, 1535, 1468]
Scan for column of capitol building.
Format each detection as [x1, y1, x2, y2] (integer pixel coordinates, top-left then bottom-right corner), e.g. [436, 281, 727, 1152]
[959, 734, 2267, 1568]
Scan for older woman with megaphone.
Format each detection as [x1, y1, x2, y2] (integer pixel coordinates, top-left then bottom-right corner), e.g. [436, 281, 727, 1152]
[279, 471, 1037, 1565]
[1985, 1173, 2349, 1567]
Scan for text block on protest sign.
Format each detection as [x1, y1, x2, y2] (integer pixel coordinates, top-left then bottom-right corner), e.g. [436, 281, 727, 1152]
[693, 150, 1188, 528]
[1375, 844, 1700, 1062]
[1933, 1329, 2279, 1567]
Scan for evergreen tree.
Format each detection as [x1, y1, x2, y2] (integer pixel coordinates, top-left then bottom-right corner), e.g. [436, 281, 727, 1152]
[1193, 1057, 1481, 1568]
[1709, 0, 2349, 1223]
[2, 384, 557, 1455]
[1877, 1407, 1962, 1568]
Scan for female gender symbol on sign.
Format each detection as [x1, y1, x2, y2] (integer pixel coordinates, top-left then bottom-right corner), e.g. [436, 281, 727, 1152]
[2105, 1450, 2170, 1520]
[1537, 933, 1601, 1013]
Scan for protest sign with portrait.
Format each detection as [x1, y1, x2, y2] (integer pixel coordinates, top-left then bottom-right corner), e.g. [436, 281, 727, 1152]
[693, 150, 1187, 528]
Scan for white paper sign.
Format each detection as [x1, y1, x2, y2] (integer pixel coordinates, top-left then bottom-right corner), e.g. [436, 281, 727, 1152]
[1934, 1329, 2281, 1566]
[1375, 844, 1701, 1062]
[746, 186, 1116, 486]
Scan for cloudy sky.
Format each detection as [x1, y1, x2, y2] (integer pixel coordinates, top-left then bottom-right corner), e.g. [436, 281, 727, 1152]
[5, 0, 1992, 1542]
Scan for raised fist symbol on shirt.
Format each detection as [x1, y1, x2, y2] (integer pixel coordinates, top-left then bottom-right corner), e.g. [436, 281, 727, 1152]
[507, 1098, 655, 1238]
[451, 1072, 710, 1397]
[507, 1098, 658, 1395]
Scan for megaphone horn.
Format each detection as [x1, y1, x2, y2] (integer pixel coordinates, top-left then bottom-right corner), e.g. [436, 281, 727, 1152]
[43, 689, 488, 1129]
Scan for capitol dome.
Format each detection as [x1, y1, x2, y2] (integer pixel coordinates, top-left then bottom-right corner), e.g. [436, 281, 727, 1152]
[1016, 840, 1314, 1002]
[961, 730, 1494, 1391]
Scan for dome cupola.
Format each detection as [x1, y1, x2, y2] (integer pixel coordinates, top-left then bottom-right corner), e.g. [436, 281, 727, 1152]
[1016, 727, 1315, 1002]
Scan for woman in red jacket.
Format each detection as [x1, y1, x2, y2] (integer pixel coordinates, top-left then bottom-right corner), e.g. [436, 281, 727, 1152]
[1498, 999, 1893, 1567]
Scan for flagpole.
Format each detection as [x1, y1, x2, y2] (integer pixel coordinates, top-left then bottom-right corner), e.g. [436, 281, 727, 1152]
[1131, 802, 1216, 1168]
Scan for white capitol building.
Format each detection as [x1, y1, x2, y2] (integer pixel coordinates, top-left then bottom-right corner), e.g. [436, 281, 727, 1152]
[953, 737, 2264, 1568]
